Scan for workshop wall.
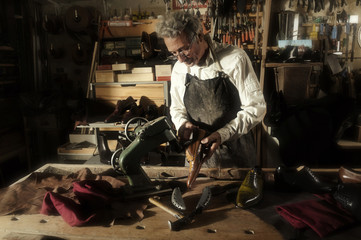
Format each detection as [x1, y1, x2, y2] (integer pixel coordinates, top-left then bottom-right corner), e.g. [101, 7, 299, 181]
[276, 0, 361, 70]
[41, 0, 167, 102]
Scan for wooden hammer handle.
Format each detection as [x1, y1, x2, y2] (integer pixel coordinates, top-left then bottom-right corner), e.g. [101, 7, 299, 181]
[148, 197, 184, 219]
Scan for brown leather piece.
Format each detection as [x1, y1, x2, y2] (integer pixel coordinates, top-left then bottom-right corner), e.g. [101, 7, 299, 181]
[339, 166, 361, 183]
[186, 128, 207, 189]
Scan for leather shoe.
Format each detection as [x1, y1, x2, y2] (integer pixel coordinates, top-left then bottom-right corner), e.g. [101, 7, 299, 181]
[274, 165, 335, 193]
[333, 183, 361, 221]
[236, 167, 263, 209]
[339, 166, 361, 184]
[105, 96, 137, 123]
[186, 128, 207, 189]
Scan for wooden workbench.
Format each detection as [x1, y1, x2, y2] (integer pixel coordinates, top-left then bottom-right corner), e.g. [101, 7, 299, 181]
[0, 164, 283, 240]
[1, 164, 360, 240]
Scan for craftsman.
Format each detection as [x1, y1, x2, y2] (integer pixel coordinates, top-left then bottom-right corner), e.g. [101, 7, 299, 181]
[156, 11, 266, 168]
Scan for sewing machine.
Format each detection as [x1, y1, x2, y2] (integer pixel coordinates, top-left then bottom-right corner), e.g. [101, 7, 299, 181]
[111, 116, 181, 197]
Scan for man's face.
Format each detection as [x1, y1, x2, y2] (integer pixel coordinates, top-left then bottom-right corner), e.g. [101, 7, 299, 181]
[164, 31, 204, 67]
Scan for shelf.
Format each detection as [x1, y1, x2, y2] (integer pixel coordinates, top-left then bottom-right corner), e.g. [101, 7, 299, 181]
[0, 46, 14, 51]
[102, 19, 159, 39]
[0, 81, 17, 85]
[337, 139, 361, 150]
[92, 81, 168, 86]
[0, 63, 16, 67]
[265, 62, 323, 68]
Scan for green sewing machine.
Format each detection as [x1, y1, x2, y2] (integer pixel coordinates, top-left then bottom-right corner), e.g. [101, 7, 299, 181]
[111, 116, 180, 197]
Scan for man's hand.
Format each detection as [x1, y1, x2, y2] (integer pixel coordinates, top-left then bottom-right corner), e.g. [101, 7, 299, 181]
[201, 131, 221, 163]
[178, 121, 198, 143]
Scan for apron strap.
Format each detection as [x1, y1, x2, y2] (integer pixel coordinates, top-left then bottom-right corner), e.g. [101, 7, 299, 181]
[205, 34, 223, 72]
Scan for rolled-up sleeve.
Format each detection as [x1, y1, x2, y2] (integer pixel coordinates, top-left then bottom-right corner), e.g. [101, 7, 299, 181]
[216, 52, 266, 143]
[169, 64, 189, 130]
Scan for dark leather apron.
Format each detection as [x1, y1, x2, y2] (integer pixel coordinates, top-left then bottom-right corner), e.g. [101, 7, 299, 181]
[183, 71, 256, 168]
[182, 38, 257, 168]
[184, 72, 241, 133]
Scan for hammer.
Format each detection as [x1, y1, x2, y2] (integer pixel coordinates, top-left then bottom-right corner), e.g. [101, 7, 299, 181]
[148, 197, 184, 220]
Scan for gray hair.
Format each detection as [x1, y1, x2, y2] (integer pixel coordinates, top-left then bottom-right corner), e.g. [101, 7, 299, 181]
[156, 11, 203, 42]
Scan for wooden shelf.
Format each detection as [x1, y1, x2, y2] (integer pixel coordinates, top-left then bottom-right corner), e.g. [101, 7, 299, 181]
[0, 63, 16, 67]
[103, 19, 159, 39]
[265, 62, 323, 68]
[337, 139, 361, 150]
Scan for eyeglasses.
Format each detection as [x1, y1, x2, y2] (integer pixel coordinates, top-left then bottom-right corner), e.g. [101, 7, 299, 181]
[170, 34, 196, 58]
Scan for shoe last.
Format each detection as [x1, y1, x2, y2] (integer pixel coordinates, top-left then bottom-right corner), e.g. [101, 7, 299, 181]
[186, 128, 206, 189]
[236, 167, 264, 209]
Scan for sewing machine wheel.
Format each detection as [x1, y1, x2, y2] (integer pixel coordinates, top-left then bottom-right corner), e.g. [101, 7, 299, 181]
[111, 147, 125, 175]
[124, 117, 149, 142]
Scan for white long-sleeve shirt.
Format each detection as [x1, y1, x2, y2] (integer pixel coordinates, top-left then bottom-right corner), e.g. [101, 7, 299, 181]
[170, 40, 266, 144]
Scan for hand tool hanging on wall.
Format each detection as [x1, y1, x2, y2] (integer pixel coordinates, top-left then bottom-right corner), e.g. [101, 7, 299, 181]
[65, 5, 93, 33]
[351, 23, 357, 62]
[72, 43, 89, 64]
[307, 0, 313, 12]
[42, 14, 63, 34]
[345, 22, 350, 62]
[49, 43, 65, 59]
[358, 25, 361, 49]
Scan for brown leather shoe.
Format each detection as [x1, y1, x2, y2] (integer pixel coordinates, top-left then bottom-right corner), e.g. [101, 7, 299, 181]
[339, 166, 361, 183]
[104, 96, 137, 123]
[186, 128, 207, 189]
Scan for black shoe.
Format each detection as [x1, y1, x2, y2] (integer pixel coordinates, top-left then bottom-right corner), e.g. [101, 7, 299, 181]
[97, 132, 113, 165]
[274, 165, 335, 193]
[333, 183, 361, 221]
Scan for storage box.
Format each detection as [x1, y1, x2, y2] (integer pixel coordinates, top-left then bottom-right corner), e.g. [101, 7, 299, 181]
[117, 72, 154, 82]
[95, 70, 115, 82]
[155, 65, 172, 81]
[112, 63, 130, 71]
[69, 133, 97, 144]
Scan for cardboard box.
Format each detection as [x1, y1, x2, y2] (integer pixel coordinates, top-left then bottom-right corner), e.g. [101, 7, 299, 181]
[112, 63, 130, 71]
[95, 70, 115, 82]
[69, 133, 97, 144]
[155, 65, 172, 76]
[132, 67, 153, 73]
[97, 65, 112, 70]
[156, 76, 171, 81]
[155, 65, 172, 81]
[117, 72, 154, 82]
